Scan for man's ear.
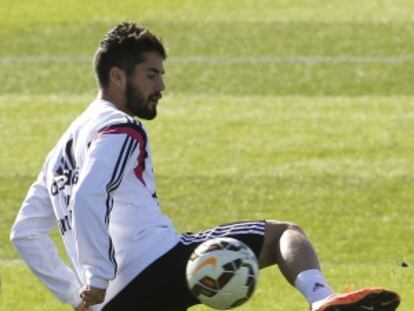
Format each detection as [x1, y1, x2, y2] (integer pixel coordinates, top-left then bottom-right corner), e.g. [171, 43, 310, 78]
[109, 67, 127, 90]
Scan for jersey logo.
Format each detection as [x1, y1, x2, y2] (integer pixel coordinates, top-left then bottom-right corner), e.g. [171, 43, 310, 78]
[51, 138, 78, 235]
[50, 138, 79, 197]
[58, 213, 72, 235]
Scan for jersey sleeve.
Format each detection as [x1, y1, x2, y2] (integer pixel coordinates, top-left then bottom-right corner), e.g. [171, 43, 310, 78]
[10, 168, 83, 307]
[72, 123, 144, 289]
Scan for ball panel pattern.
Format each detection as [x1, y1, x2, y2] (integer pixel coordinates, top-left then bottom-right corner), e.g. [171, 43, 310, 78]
[186, 237, 259, 309]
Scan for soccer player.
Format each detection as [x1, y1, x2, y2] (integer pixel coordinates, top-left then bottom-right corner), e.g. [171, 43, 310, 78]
[10, 21, 400, 311]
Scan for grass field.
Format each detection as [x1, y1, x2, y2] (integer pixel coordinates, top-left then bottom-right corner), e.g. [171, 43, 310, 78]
[1, 1, 414, 310]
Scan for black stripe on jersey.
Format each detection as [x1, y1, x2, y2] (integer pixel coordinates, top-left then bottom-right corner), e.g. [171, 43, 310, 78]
[180, 229, 266, 244]
[112, 138, 138, 192]
[103, 136, 130, 276]
[64, 138, 76, 169]
[127, 119, 148, 147]
[106, 136, 130, 190]
[103, 121, 148, 185]
[99, 122, 148, 175]
[104, 137, 137, 230]
[102, 134, 138, 276]
[106, 136, 137, 196]
[100, 122, 148, 143]
[180, 222, 266, 245]
[182, 222, 266, 238]
[125, 115, 142, 127]
[98, 121, 147, 276]
[108, 237, 118, 276]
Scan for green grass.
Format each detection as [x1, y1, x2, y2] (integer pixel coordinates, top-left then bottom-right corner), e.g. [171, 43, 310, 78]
[1, 0, 414, 310]
[1, 95, 413, 310]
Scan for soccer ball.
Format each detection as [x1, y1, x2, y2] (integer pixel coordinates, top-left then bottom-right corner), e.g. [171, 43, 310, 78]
[186, 237, 259, 309]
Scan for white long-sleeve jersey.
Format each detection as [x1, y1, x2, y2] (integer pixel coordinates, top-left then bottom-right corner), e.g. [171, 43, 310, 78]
[10, 99, 180, 309]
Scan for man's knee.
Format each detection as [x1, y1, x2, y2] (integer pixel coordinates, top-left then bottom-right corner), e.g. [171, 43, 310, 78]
[257, 219, 304, 268]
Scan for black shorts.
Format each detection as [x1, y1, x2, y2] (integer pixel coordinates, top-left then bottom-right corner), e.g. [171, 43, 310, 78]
[103, 220, 266, 311]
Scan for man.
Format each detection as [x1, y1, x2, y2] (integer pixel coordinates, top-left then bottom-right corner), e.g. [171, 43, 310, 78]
[10, 21, 400, 311]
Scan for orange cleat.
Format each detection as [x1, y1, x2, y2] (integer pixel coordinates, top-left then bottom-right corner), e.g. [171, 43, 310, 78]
[312, 288, 400, 311]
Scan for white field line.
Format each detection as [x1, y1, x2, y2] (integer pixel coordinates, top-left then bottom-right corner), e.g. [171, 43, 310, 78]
[0, 258, 23, 265]
[171, 55, 414, 64]
[1, 55, 414, 64]
[0, 258, 400, 269]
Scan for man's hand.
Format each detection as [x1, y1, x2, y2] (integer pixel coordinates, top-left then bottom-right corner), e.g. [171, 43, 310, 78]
[79, 285, 106, 307]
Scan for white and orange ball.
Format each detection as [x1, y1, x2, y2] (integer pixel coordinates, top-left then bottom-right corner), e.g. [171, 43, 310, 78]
[186, 237, 259, 309]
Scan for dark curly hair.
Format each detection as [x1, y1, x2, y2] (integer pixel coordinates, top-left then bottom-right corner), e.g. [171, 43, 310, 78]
[94, 21, 167, 88]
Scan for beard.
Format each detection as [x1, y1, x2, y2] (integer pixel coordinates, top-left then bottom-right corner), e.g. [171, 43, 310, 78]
[125, 79, 157, 120]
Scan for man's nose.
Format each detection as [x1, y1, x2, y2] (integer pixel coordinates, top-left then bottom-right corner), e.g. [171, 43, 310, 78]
[155, 78, 165, 93]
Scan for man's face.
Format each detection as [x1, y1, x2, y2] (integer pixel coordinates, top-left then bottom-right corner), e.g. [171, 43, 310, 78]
[125, 52, 165, 120]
